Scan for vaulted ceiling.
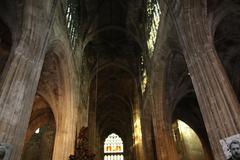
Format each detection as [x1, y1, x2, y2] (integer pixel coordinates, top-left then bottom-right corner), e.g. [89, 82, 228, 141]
[85, 0, 144, 150]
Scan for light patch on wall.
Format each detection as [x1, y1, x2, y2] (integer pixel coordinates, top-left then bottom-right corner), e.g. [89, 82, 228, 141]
[177, 120, 193, 138]
[35, 128, 40, 134]
[172, 120, 205, 160]
[141, 69, 147, 94]
[133, 115, 143, 145]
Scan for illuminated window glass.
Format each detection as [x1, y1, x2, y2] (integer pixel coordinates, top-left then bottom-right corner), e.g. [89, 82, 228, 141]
[146, 0, 161, 57]
[64, 0, 83, 50]
[141, 69, 147, 94]
[140, 55, 148, 94]
[104, 133, 124, 160]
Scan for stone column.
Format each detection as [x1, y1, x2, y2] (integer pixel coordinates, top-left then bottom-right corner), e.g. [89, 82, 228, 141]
[0, 0, 57, 159]
[94, 127, 101, 160]
[45, 43, 78, 160]
[149, 10, 180, 157]
[88, 103, 97, 155]
[167, 0, 240, 159]
[132, 89, 145, 160]
[141, 98, 157, 160]
[151, 53, 180, 160]
[52, 111, 77, 160]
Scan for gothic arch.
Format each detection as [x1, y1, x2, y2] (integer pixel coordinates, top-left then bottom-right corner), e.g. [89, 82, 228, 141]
[22, 94, 56, 160]
[24, 94, 56, 143]
[83, 26, 143, 51]
[36, 40, 77, 160]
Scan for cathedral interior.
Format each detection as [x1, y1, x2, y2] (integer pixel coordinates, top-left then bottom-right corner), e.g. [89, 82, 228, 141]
[0, 0, 240, 160]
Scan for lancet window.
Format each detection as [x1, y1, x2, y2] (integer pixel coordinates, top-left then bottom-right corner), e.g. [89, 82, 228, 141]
[64, 0, 80, 50]
[146, 0, 161, 57]
[104, 133, 124, 160]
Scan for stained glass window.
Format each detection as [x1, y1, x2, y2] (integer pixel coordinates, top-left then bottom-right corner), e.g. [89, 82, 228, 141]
[146, 0, 161, 57]
[64, 0, 80, 50]
[104, 133, 124, 160]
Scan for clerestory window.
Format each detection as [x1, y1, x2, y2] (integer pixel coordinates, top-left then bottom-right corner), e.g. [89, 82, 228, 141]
[146, 0, 161, 57]
[64, 0, 79, 50]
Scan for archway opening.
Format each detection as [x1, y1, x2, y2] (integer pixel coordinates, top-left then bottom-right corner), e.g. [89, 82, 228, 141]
[22, 123, 56, 160]
[88, 64, 136, 160]
[171, 93, 214, 160]
[172, 120, 205, 160]
[21, 95, 56, 160]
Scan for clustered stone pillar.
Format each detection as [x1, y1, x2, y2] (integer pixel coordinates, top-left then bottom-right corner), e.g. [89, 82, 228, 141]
[150, 48, 179, 160]
[0, 0, 57, 159]
[141, 98, 156, 160]
[88, 105, 97, 156]
[168, 0, 240, 159]
[52, 111, 77, 160]
[45, 45, 78, 160]
[132, 89, 145, 160]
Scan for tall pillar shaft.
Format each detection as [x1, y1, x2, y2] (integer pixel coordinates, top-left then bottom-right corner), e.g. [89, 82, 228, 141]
[151, 92, 179, 160]
[142, 99, 156, 160]
[0, 0, 57, 159]
[132, 90, 145, 160]
[151, 42, 179, 160]
[170, 0, 240, 159]
[88, 109, 97, 154]
[52, 114, 77, 160]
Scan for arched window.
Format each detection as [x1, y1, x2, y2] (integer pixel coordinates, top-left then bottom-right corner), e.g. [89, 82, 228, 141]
[104, 133, 124, 160]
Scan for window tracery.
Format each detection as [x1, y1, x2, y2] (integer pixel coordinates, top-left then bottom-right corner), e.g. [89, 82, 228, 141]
[104, 133, 124, 160]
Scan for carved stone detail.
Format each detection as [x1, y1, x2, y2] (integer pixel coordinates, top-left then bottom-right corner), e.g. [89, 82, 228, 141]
[0, 143, 11, 160]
